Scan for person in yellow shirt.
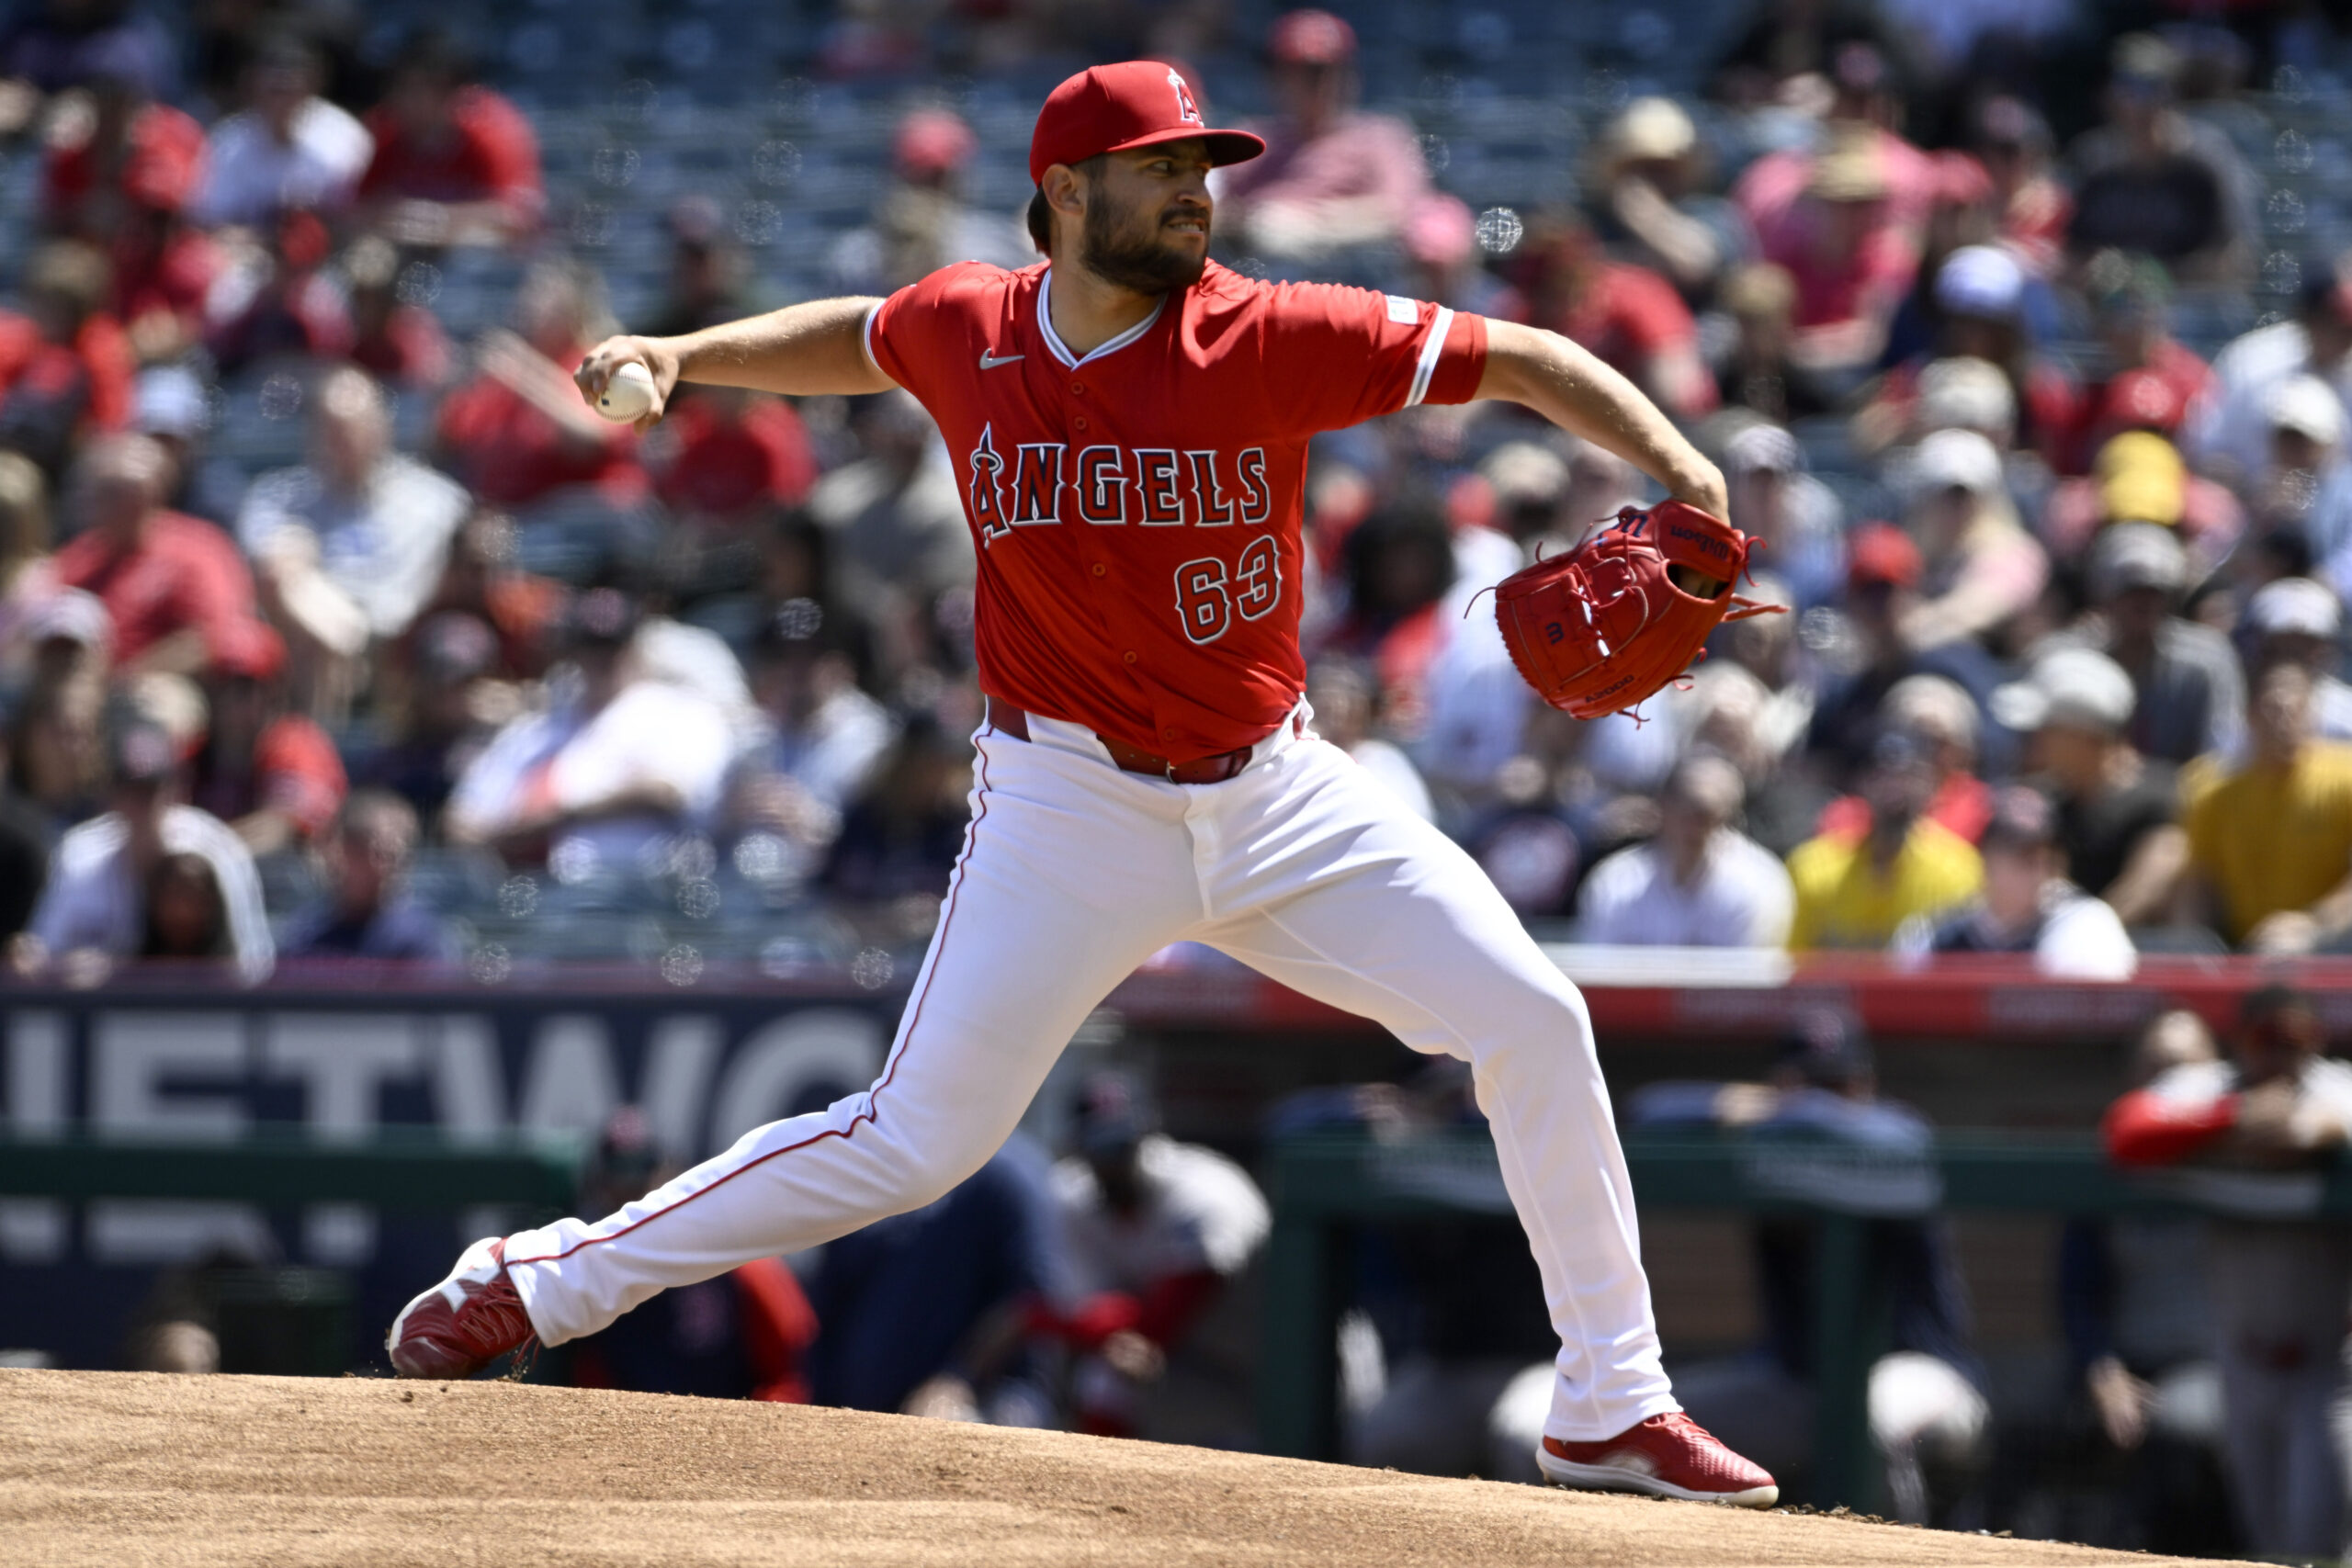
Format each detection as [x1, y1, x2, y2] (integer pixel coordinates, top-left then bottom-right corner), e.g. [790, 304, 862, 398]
[1788, 729, 1984, 950]
[2183, 661, 2352, 953]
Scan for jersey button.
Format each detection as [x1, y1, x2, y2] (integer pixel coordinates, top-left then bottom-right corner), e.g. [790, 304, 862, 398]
[1074, 416, 1089, 432]
[1123, 650, 1137, 664]
[1070, 381, 1084, 395]
[1091, 563, 1106, 578]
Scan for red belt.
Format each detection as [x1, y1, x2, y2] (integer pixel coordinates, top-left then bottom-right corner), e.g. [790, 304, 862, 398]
[986, 699, 1283, 784]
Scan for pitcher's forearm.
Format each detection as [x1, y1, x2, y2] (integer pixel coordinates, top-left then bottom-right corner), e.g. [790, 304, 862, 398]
[1476, 318, 1725, 517]
[668, 298, 895, 397]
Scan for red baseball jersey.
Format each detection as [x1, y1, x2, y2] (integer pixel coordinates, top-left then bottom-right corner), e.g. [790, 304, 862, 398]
[864, 257, 1487, 761]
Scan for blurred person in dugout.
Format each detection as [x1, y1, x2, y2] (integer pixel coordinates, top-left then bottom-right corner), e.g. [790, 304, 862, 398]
[807, 1132, 1069, 1430]
[547, 1107, 817, 1403]
[1032, 1074, 1270, 1441]
[1262, 1057, 1557, 1481]
[2053, 1010, 2233, 1558]
[1994, 648, 2187, 936]
[1573, 752, 1795, 948]
[1896, 784, 2136, 979]
[2181, 660, 2352, 955]
[1602, 1010, 1989, 1523]
[1214, 10, 1428, 266]
[17, 716, 270, 985]
[2104, 987, 2352, 1559]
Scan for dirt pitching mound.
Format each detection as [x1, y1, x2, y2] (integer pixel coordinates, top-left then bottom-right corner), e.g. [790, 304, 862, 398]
[1, 1370, 2221, 1566]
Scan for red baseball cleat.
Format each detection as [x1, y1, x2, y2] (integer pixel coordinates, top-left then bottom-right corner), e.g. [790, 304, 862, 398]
[386, 1236, 536, 1379]
[1538, 1411, 1779, 1506]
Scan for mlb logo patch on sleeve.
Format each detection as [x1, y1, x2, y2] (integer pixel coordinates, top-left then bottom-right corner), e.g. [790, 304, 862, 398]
[1385, 294, 1421, 325]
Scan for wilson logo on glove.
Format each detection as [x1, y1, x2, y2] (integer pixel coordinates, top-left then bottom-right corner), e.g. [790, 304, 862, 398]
[1490, 500, 1783, 721]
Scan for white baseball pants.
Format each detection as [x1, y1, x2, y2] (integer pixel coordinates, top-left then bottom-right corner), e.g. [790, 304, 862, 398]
[502, 706, 1678, 1442]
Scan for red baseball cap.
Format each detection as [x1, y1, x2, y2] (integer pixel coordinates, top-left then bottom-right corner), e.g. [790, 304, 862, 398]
[1029, 61, 1264, 186]
[1847, 522, 1924, 590]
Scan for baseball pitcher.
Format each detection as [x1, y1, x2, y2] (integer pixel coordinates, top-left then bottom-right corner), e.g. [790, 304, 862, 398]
[390, 61, 1778, 1506]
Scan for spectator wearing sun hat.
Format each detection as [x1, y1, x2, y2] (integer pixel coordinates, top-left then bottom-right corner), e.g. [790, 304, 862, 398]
[1591, 96, 1752, 305]
[1217, 9, 1429, 263]
[1737, 123, 1918, 382]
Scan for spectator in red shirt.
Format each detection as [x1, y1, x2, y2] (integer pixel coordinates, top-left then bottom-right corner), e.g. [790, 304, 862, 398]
[358, 30, 542, 247]
[1216, 11, 1429, 265]
[189, 619, 348, 857]
[2054, 251, 2213, 476]
[1510, 212, 1713, 422]
[434, 259, 644, 512]
[0, 240, 135, 474]
[205, 209, 353, 375]
[654, 388, 818, 530]
[1861, 246, 2080, 468]
[51, 433, 263, 677]
[340, 234, 451, 390]
[41, 69, 213, 365]
[42, 70, 204, 235]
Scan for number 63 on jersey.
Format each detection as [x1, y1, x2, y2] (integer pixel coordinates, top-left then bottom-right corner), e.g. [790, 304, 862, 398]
[1175, 535, 1282, 645]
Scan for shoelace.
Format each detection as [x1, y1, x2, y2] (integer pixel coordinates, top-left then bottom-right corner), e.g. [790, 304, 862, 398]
[449, 1287, 534, 1359]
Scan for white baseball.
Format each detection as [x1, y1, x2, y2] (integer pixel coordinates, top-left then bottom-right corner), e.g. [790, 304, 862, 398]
[594, 361, 658, 423]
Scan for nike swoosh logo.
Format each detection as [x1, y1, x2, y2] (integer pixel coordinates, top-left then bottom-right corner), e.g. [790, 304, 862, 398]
[979, 351, 1024, 369]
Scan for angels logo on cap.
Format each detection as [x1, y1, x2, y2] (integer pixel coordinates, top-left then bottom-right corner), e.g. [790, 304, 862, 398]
[1169, 66, 1202, 126]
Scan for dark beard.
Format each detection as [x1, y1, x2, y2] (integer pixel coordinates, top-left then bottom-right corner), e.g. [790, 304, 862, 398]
[1080, 197, 1207, 294]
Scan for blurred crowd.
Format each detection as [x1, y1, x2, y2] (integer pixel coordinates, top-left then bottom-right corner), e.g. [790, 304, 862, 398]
[0, 0, 2348, 988]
